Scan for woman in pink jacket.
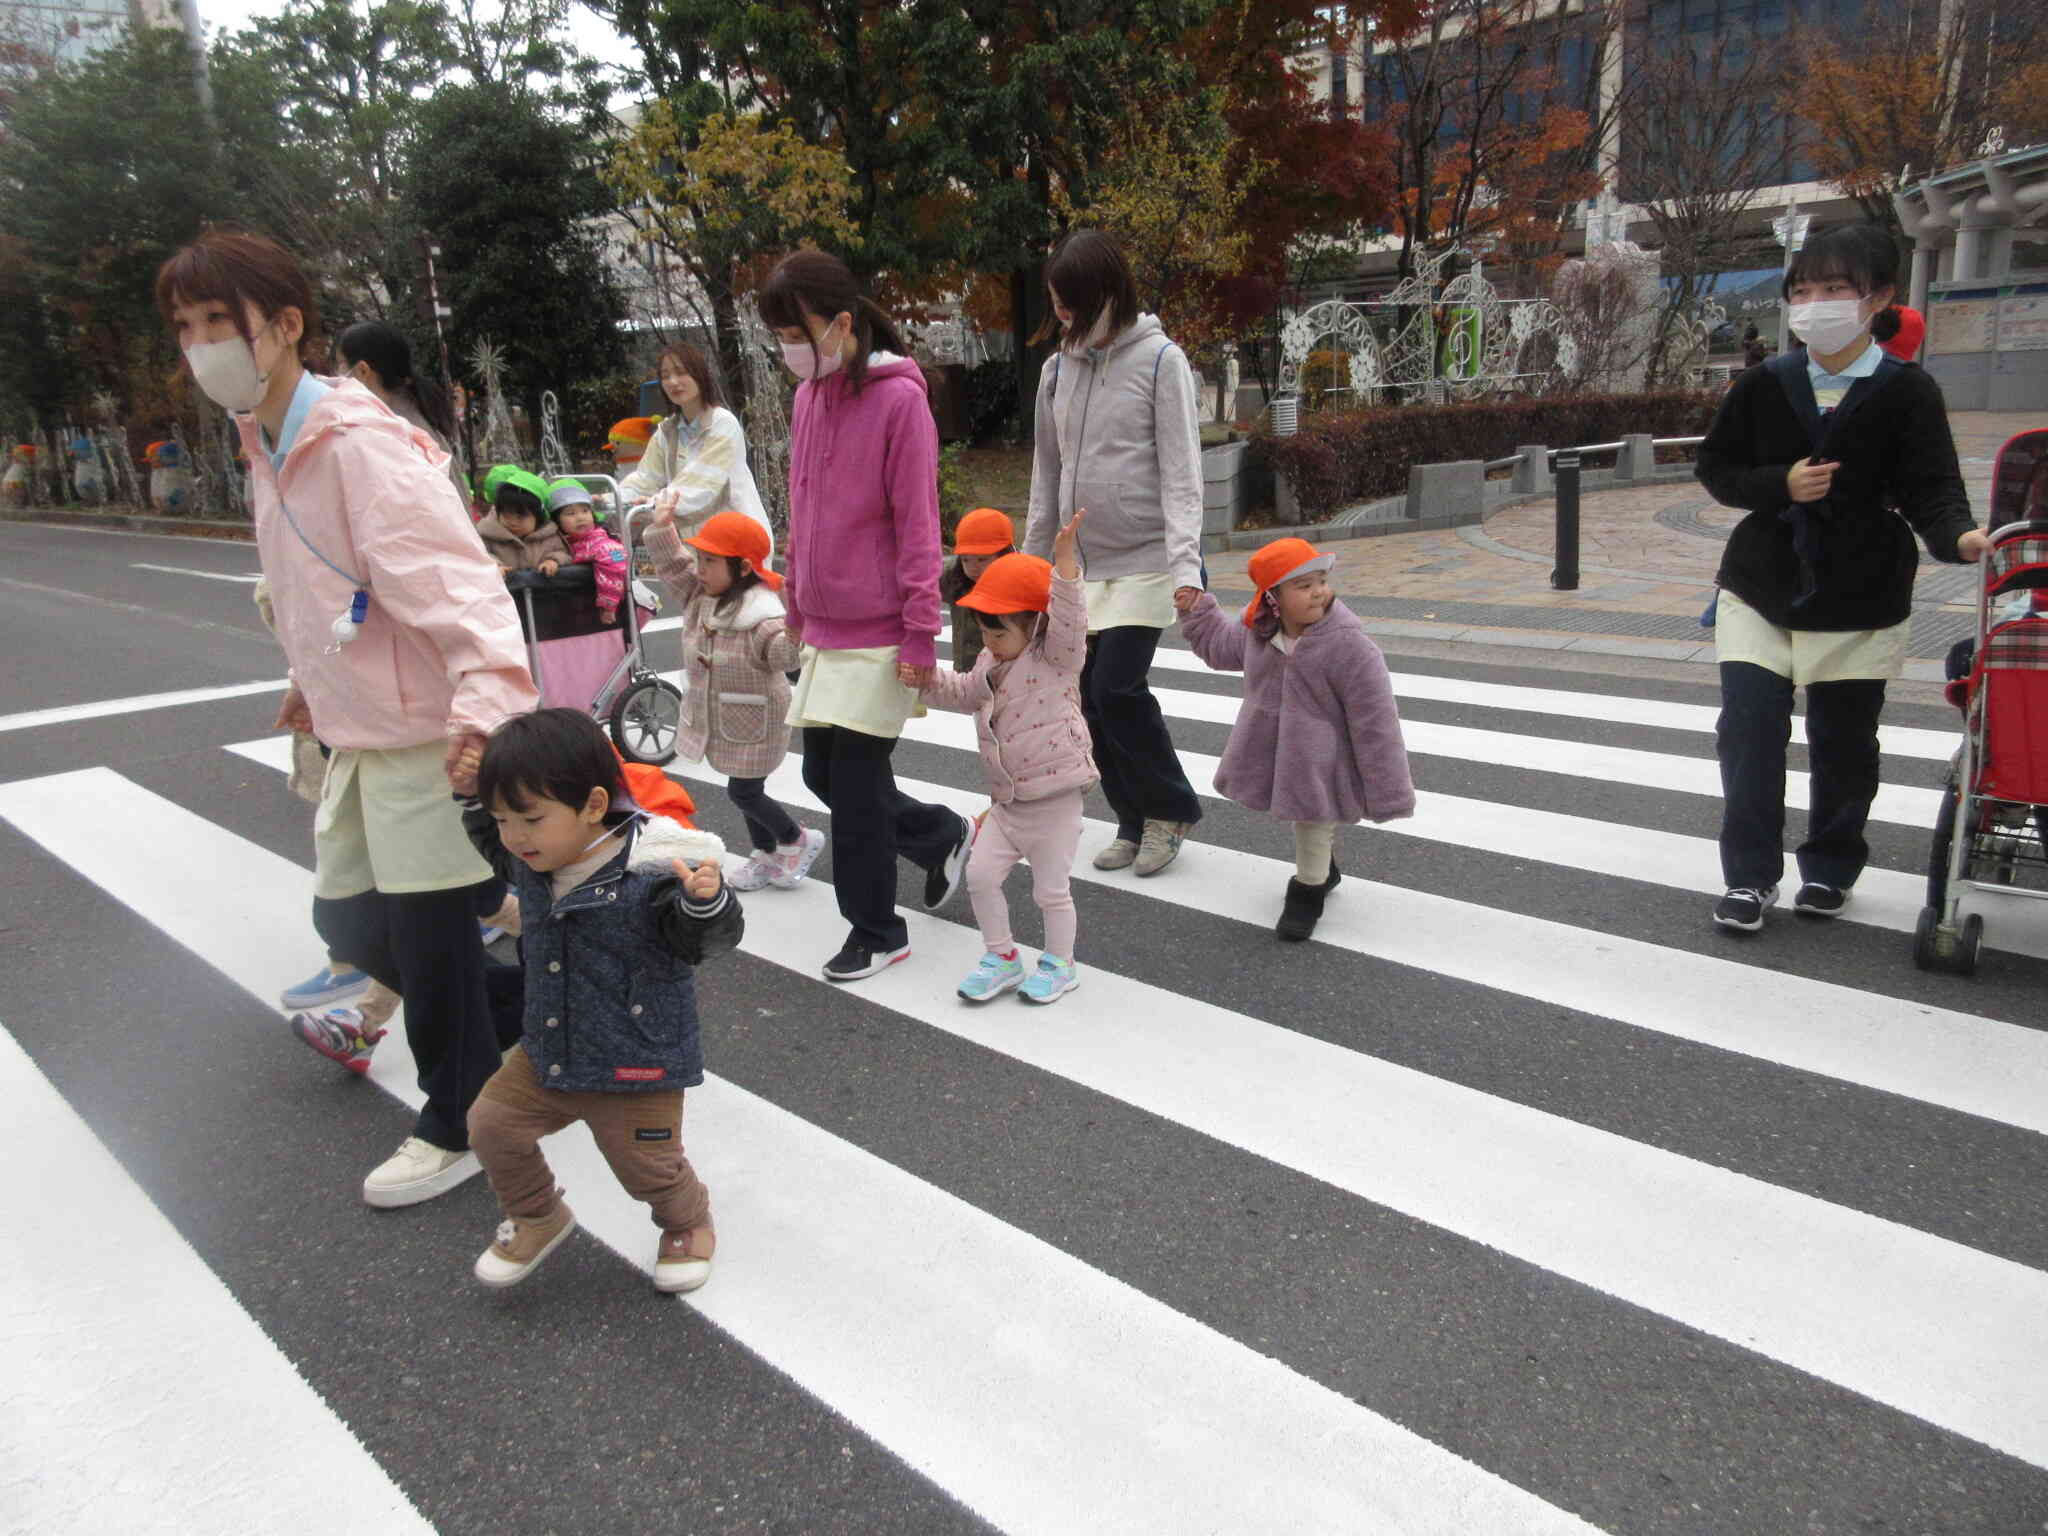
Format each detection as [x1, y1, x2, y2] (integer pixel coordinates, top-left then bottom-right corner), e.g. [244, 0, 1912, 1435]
[920, 514, 1094, 1004]
[757, 251, 975, 983]
[158, 231, 538, 1210]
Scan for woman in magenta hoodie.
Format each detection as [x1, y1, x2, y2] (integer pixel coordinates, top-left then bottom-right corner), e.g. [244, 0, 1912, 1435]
[757, 252, 975, 982]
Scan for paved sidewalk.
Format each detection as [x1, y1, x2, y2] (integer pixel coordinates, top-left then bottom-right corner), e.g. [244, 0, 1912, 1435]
[1204, 410, 2043, 676]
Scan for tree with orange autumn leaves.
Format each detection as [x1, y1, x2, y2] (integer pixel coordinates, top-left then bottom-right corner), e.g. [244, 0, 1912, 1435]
[1357, 0, 1619, 284]
[1787, 0, 2048, 241]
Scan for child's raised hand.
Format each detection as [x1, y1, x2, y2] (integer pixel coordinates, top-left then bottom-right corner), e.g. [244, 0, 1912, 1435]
[650, 489, 679, 528]
[1053, 508, 1085, 578]
[538, 558, 560, 576]
[673, 857, 724, 902]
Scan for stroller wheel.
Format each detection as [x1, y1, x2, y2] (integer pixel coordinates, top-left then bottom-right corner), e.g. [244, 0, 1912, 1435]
[1913, 906, 1941, 971]
[1956, 913, 1984, 976]
[611, 677, 683, 766]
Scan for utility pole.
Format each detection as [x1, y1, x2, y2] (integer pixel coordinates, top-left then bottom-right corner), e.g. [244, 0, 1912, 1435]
[413, 233, 470, 475]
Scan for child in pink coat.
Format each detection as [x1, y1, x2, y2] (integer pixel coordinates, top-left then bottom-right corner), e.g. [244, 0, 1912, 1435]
[549, 480, 630, 624]
[1177, 537, 1415, 942]
[920, 513, 1094, 1004]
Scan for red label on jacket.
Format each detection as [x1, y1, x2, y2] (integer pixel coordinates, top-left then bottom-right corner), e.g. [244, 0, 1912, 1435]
[614, 1066, 666, 1082]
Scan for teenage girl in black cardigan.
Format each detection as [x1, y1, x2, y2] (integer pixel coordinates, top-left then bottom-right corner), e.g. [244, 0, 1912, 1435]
[1696, 224, 1990, 932]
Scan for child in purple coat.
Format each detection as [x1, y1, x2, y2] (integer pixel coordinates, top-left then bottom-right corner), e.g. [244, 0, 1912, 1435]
[1176, 538, 1415, 941]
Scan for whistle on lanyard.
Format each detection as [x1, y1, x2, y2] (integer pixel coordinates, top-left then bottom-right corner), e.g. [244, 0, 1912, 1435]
[330, 588, 369, 648]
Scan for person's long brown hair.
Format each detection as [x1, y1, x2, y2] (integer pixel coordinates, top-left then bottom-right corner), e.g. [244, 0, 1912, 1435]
[658, 342, 724, 411]
[1032, 229, 1139, 349]
[756, 251, 908, 394]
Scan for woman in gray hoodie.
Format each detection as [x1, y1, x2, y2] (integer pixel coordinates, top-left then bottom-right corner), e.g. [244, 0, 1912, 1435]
[1024, 230, 1206, 877]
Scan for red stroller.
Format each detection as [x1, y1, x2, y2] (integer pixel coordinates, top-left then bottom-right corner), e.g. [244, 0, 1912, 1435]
[1915, 427, 2048, 974]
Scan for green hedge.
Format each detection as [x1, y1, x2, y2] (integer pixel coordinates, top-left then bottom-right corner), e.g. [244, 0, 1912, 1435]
[1250, 391, 1720, 524]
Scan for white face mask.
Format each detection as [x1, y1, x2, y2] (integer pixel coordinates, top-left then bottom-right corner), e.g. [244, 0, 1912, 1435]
[781, 318, 846, 381]
[185, 322, 282, 414]
[1788, 299, 1868, 357]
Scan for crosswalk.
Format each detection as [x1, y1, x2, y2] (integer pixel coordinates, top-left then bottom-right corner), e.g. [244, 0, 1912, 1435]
[4, 637, 2047, 1533]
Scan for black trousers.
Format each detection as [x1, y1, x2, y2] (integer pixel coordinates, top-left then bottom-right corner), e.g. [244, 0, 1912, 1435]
[801, 725, 959, 951]
[1081, 625, 1202, 841]
[1716, 661, 1887, 891]
[313, 876, 503, 1152]
[728, 775, 801, 852]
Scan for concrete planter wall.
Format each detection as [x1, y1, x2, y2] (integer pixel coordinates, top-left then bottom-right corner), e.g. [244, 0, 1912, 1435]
[1222, 433, 1700, 552]
[1202, 441, 1269, 536]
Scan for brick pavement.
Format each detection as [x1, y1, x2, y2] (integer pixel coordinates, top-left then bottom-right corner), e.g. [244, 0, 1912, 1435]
[1202, 410, 2045, 671]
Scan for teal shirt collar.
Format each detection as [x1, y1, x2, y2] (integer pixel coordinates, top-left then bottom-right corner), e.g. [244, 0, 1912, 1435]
[261, 372, 333, 472]
[1806, 338, 1881, 391]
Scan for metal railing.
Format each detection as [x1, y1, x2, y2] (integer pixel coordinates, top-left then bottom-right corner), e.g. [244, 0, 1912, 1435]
[1545, 435, 1706, 590]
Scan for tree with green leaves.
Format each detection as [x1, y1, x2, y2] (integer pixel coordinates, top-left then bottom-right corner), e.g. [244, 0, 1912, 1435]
[399, 80, 627, 427]
[604, 104, 859, 408]
[0, 26, 235, 414]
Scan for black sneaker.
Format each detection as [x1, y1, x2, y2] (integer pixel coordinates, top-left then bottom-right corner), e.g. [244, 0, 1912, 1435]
[922, 812, 976, 911]
[823, 940, 911, 982]
[1712, 885, 1778, 932]
[1793, 882, 1849, 917]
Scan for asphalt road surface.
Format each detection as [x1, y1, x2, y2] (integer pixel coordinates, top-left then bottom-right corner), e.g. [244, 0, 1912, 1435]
[4, 518, 2047, 1536]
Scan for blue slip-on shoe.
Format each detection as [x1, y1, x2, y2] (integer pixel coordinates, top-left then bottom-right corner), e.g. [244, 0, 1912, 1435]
[280, 964, 371, 1011]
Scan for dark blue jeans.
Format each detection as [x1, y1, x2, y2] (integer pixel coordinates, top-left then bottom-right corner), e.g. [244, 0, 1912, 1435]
[1081, 625, 1202, 841]
[1716, 661, 1885, 891]
[313, 877, 503, 1151]
[801, 726, 959, 951]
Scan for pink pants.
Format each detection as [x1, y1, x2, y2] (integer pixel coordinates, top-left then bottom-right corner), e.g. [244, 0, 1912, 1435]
[966, 788, 1084, 962]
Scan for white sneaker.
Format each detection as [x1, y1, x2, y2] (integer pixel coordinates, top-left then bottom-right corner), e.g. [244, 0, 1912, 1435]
[362, 1137, 481, 1209]
[727, 851, 782, 892]
[771, 827, 827, 889]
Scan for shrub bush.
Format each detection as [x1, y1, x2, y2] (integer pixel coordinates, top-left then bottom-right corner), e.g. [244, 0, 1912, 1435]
[965, 359, 1019, 443]
[1250, 390, 1720, 524]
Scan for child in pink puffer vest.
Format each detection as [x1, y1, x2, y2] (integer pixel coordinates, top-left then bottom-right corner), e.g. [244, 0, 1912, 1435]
[918, 513, 1094, 1005]
[548, 480, 630, 624]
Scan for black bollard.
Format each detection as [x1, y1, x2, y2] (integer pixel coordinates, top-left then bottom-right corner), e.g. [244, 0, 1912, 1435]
[1551, 450, 1581, 591]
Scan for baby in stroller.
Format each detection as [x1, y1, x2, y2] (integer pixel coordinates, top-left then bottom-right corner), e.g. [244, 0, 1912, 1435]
[548, 479, 631, 626]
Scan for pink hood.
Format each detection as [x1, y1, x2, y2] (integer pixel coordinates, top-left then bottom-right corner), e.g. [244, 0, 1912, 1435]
[238, 379, 537, 750]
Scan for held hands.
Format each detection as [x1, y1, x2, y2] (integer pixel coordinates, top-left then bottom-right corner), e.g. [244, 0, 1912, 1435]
[275, 685, 314, 735]
[446, 732, 486, 794]
[1053, 508, 1085, 579]
[1786, 458, 1837, 504]
[1173, 586, 1203, 613]
[896, 662, 933, 689]
[672, 856, 724, 902]
[1958, 529, 1993, 563]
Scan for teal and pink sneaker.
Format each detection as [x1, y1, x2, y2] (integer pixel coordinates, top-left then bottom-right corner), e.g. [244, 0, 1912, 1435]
[956, 950, 1025, 1003]
[1019, 955, 1079, 1005]
[288, 1007, 386, 1076]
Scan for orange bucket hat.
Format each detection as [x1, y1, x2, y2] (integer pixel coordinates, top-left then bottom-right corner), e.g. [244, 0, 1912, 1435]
[957, 551, 1053, 615]
[1243, 537, 1335, 627]
[952, 507, 1016, 557]
[684, 511, 782, 590]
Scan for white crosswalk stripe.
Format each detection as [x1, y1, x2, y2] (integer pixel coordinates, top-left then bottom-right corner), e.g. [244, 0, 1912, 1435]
[4, 653, 2045, 1533]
